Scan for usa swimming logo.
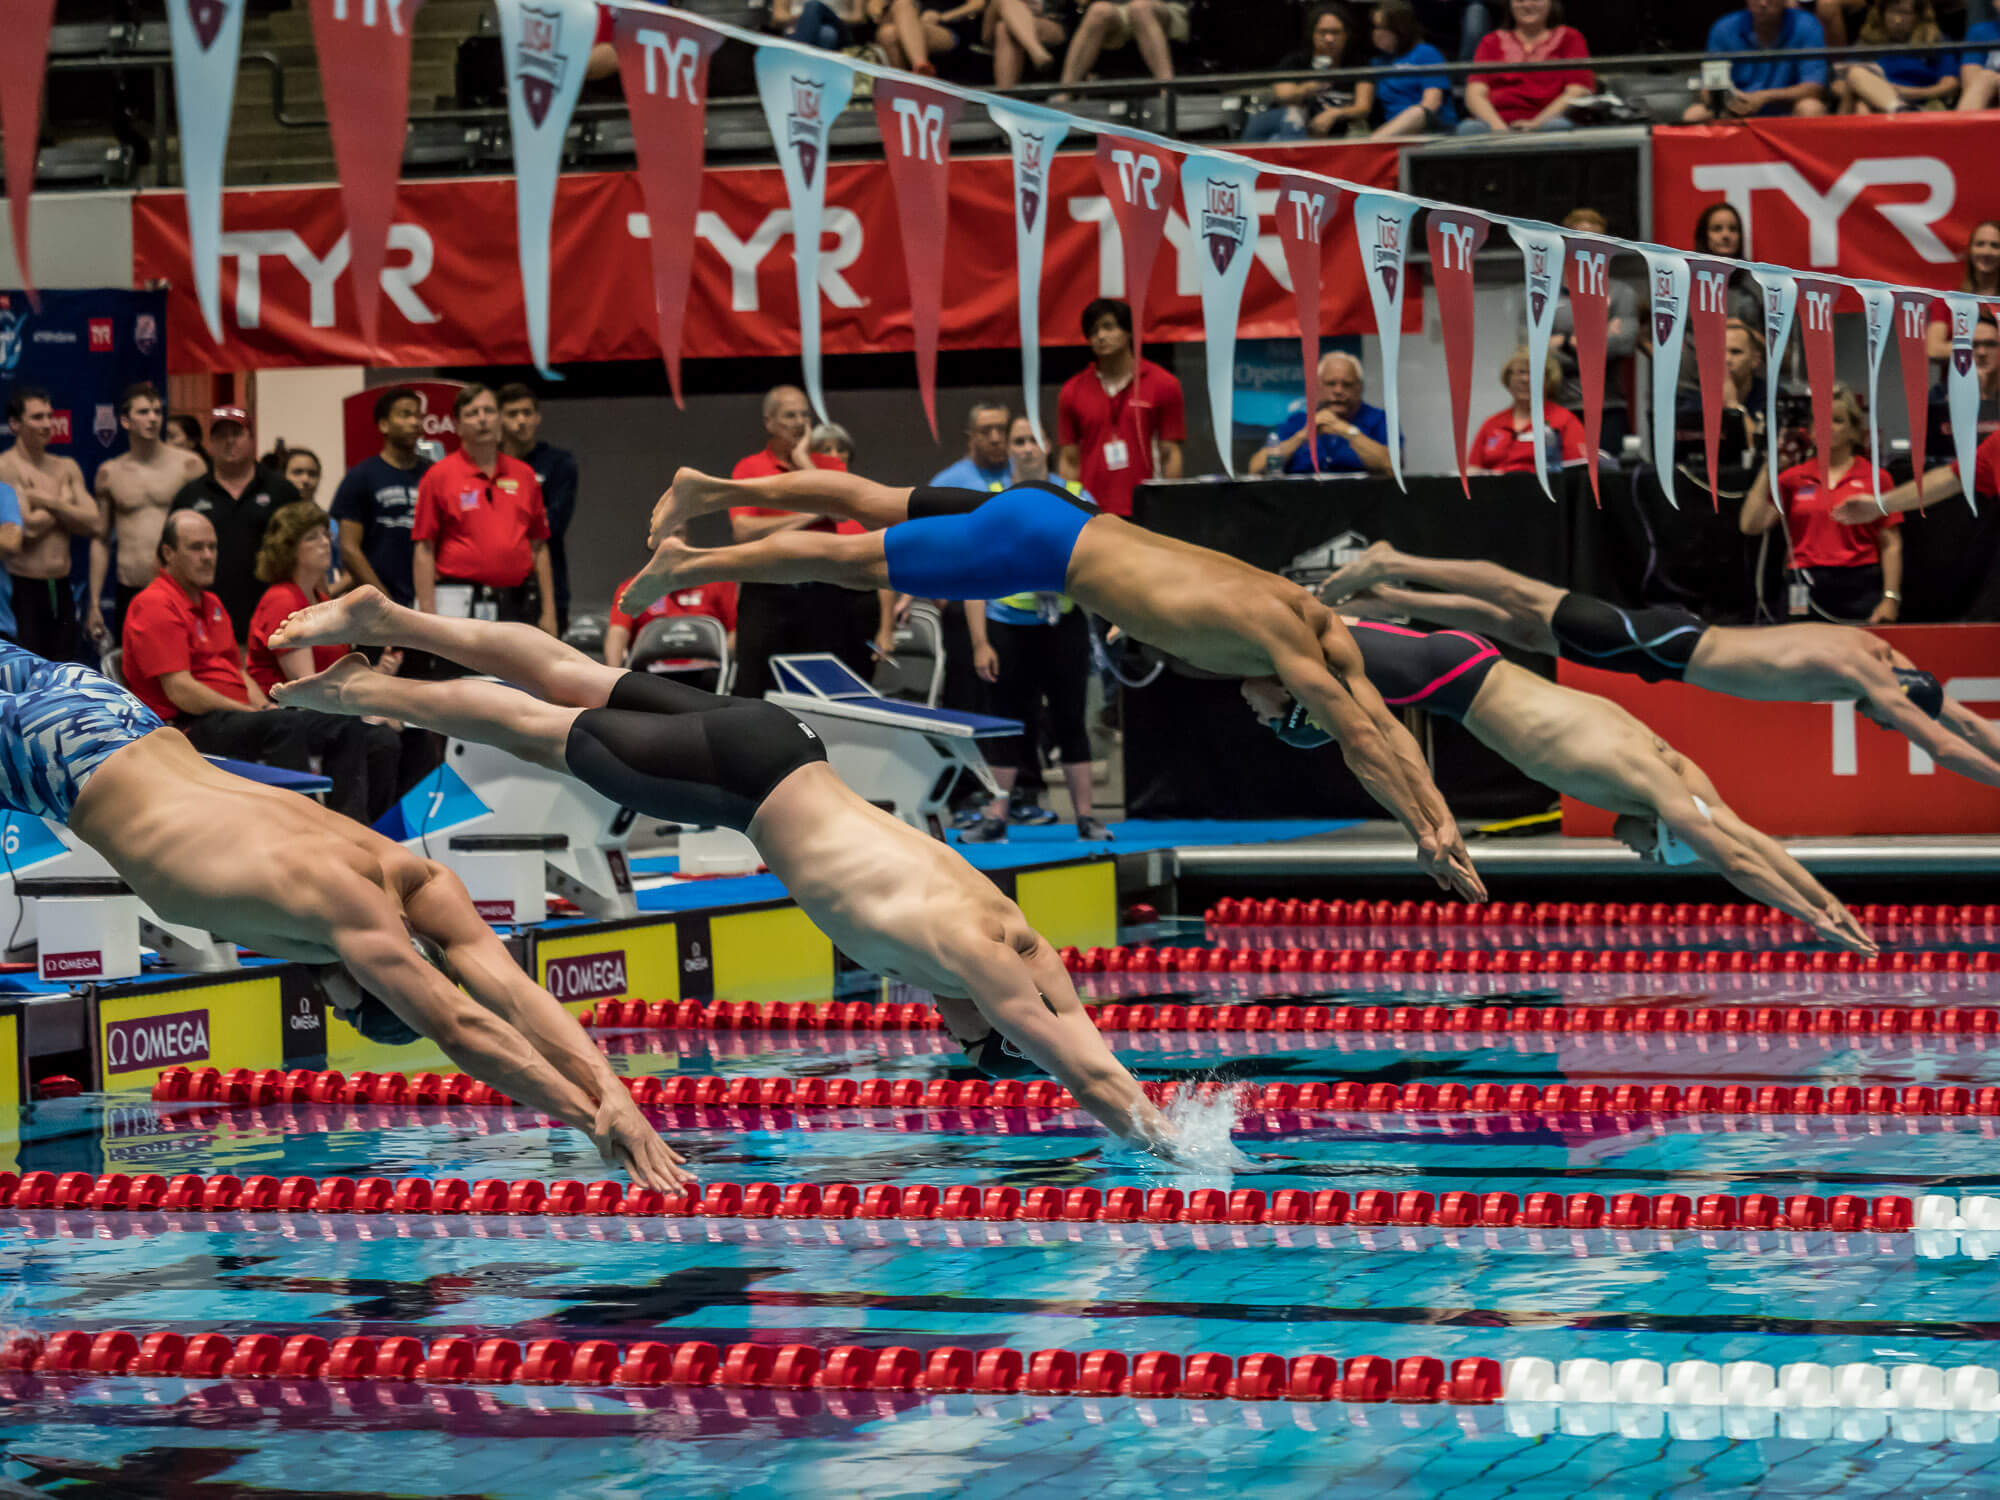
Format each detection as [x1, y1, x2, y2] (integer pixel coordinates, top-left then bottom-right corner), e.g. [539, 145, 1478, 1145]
[1652, 267, 1680, 348]
[516, 5, 571, 128]
[0, 297, 22, 377]
[94, 405, 118, 448]
[1527, 244, 1552, 324]
[1954, 305, 1976, 377]
[1201, 181, 1248, 276]
[188, 0, 231, 49]
[1373, 215, 1402, 300]
[134, 313, 159, 355]
[789, 76, 826, 188]
[1017, 131, 1048, 230]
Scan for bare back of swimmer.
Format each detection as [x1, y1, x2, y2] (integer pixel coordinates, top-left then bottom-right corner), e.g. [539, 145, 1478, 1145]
[629, 467, 1485, 903]
[267, 588, 1173, 1156]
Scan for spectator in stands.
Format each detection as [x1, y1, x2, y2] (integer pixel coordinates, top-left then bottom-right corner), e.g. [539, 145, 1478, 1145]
[807, 423, 856, 466]
[962, 418, 1106, 845]
[122, 510, 394, 824]
[925, 400, 1015, 806]
[0, 483, 21, 647]
[1925, 311, 2000, 459]
[498, 383, 579, 635]
[603, 570, 738, 691]
[780, 0, 866, 50]
[1456, 0, 1594, 135]
[1468, 347, 1587, 474]
[729, 385, 887, 698]
[413, 385, 555, 635]
[164, 414, 209, 472]
[279, 448, 322, 507]
[1062, 0, 1187, 89]
[1674, 319, 1770, 489]
[0, 387, 96, 664]
[1516, 206, 1639, 455]
[1249, 350, 1396, 477]
[1741, 383, 1905, 623]
[1244, 4, 1373, 142]
[1837, 0, 1959, 112]
[1673, 202, 1765, 390]
[877, 0, 988, 74]
[1925, 220, 2000, 361]
[988, 0, 1073, 88]
[1414, 0, 1496, 58]
[1684, 0, 1831, 120]
[169, 407, 304, 644]
[1057, 298, 1185, 516]
[1960, 12, 2000, 109]
[1369, 0, 1458, 136]
[934, 401, 1015, 490]
[331, 387, 431, 613]
[88, 383, 207, 653]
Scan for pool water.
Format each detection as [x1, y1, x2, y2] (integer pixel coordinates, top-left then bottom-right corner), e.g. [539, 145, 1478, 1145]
[4, 920, 2000, 1498]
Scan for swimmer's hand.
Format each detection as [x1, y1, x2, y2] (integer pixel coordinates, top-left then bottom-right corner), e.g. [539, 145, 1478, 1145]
[1419, 821, 1488, 903]
[1811, 902, 1877, 957]
[590, 1094, 696, 1191]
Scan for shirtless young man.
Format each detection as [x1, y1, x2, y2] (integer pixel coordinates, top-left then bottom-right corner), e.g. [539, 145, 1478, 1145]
[1318, 543, 2000, 789]
[1235, 622, 1875, 953]
[88, 383, 206, 647]
[628, 468, 1485, 902]
[266, 587, 1177, 1156]
[0, 386, 99, 661]
[0, 642, 690, 1190]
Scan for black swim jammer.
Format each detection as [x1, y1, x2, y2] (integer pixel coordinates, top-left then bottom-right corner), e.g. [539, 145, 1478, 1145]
[1549, 592, 1708, 684]
[1347, 622, 1502, 723]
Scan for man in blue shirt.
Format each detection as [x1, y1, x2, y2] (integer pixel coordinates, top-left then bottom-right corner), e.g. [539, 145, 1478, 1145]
[1959, 18, 2000, 111]
[330, 387, 432, 609]
[928, 401, 1014, 491]
[1248, 351, 1397, 477]
[1684, 0, 1830, 120]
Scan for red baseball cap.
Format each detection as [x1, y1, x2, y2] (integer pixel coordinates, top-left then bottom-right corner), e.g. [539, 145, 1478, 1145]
[209, 405, 250, 429]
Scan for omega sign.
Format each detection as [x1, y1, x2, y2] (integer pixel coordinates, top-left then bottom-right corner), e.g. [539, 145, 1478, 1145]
[545, 950, 629, 1002]
[106, 1008, 211, 1072]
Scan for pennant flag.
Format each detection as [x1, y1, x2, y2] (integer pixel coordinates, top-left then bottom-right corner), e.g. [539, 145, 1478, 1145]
[1642, 250, 1690, 509]
[1859, 283, 1895, 509]
[1563, 236, 1615, 507]
[0, 0, 58, 306]
[1944, 291, 1983, 515]
[1892, 289, 1936, 510]
[1092, 136, 1178, 360]
[1795, 278, 1843, 487]
[987, 101, 1069, 449]
[875, 78, 962, 441]
[1686, 257, 1733, 507]
[617, 11, 721, 408]
[1354, 193, 1421, 491]
[308, 0, 424, 348]
[1510, 222, 1566, 504]
[166, 0, 249, 343]
[1272, 174, 1341, 474]
[1425, 208, 1491, 497]
[496, 0, 598, 379]
[1179, 153, 1263, 478]
[1753, 267, 1797, 511]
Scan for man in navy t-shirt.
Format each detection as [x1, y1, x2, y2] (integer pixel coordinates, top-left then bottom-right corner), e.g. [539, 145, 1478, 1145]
[1248, 351, 1398, 477]
[330, 386, 432, 607]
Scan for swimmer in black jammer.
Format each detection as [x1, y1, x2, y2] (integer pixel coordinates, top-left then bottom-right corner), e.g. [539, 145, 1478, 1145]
[1317, 542, 2000, 788]
[625, 465, 1486, 903]
[0, 641, 692, 1189]
[267, 589, 1178, 1158]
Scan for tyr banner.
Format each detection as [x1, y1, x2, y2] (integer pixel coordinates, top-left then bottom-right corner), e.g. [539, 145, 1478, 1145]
[129, 144, 1410, 371]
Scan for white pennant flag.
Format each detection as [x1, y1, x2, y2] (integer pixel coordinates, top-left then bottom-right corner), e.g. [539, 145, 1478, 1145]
[496, 0, 597, 379]
[1353, 193, 1421, 492]
[987, 102, 1069, 449]
[1509, 222, 1567, 504]
[1642, 250, 1690, 510]
[1754, 268, 1797, 508]
[1859, 283, 1896, 509]
[756, 47, 855, 423]
[1179, 154, 1262, 479]
[165, 0, 247, 344]
[1945, 291, 1984, 515]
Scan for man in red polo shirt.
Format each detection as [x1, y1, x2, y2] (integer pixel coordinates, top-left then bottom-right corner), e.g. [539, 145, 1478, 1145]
[413, 384, 556, 636]
[120, 511, 395, 823]
[1056, 298, 1184, 518]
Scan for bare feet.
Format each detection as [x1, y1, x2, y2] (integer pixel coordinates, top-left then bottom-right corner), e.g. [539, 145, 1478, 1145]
[1318, 540, 1401, 603]
[269, 584, 398, 650]
[619, 536, 700, 616]
[647, 467, 735, 550]
[270, 651, 376, 715]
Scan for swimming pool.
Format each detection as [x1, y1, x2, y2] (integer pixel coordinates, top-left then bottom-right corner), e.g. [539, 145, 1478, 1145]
[4, 906, 1999, 1498]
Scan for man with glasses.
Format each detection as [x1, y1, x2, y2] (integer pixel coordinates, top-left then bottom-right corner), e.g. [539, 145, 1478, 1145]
[412, 385, 556, 639]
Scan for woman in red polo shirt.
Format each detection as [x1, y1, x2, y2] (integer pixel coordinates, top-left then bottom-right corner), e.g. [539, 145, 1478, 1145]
[246, 503, 357, 692]
[1741, 383, 1906, 623]
[1468, 346, 1588, 476]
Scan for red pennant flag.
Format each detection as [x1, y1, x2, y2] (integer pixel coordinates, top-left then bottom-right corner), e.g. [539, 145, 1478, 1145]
[1796, 278, 1844, 486]
[875, 79, 963, 442]
[308, 0, 423, 348]
[1092, 136, 1177, 359]
[1893, 289, 1937, 508]
[1425, 208, 1491, 497]
[1272, 175, 1342, 474]
[1562, 237, 1613, 507]
[1686, 256, 1734, 508]
[0, 0, 59, 307]
[617, 13, 723, 409]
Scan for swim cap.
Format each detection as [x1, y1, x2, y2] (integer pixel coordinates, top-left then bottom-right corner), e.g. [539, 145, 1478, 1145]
[313, 933, 449, 1048]
[960, 1029, 1048, 1079]
[1650, 818, 1705, 867]
[1266, 700, 1334, 749]
[1893, 667, 1944, 720]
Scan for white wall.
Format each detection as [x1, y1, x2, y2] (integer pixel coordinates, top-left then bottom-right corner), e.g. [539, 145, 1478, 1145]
[253, 364, 365, 500]
[0, 191, 134, 292]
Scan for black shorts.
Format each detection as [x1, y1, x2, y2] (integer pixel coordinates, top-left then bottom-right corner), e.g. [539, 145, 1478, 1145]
[1347, 622, 1502, 724]
[1550, 592, 1708, 684]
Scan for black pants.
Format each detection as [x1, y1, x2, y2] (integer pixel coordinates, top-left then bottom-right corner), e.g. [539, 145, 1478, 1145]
[733, 581, 877, 699]
[984, 609, 1093, 773]
[9, 575, 79, 664]
[1791, 563, 1885, 624]
[180, 706, 400, 825]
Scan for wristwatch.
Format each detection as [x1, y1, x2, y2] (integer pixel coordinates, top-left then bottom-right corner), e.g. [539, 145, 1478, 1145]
[1883, 590, 1903, 602]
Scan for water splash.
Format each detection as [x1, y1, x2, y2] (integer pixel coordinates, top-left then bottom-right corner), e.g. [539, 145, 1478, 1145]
[1156, 1082, 1254, 1189]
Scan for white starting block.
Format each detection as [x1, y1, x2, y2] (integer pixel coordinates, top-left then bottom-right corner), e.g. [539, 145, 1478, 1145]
[445, 833, 568, 925]
[18, 877, 143, 983]
[765, 653, 1021, 837]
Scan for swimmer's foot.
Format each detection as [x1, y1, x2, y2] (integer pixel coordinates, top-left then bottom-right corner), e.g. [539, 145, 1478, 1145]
[270, 584, 399, 650]
[619, 536, 701, 616]
[271, 651, 376, 715]
[647, 467, 736, 549]
[1318, 540, 1401, 602]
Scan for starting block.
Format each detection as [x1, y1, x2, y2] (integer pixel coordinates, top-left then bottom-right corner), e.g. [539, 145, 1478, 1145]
[765, 653, 1021, 836]
[445, 833, 569, 925]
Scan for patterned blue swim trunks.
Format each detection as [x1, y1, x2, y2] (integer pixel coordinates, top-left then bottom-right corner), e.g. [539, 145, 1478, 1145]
[0, 642, 162, 824]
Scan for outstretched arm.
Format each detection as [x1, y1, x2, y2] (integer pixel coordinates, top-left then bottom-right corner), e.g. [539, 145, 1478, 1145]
[1864, 682, 2000, 790]
[1942, 699, 2000, 768]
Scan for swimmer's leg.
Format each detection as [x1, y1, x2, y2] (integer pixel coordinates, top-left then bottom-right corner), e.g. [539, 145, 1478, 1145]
[622, 530, 889, 615]
[274, 653, 582, 772]
[1352, 583, 1550, 656]
[650, 465, 916, 545]
[1322, 545, 1562, 650]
